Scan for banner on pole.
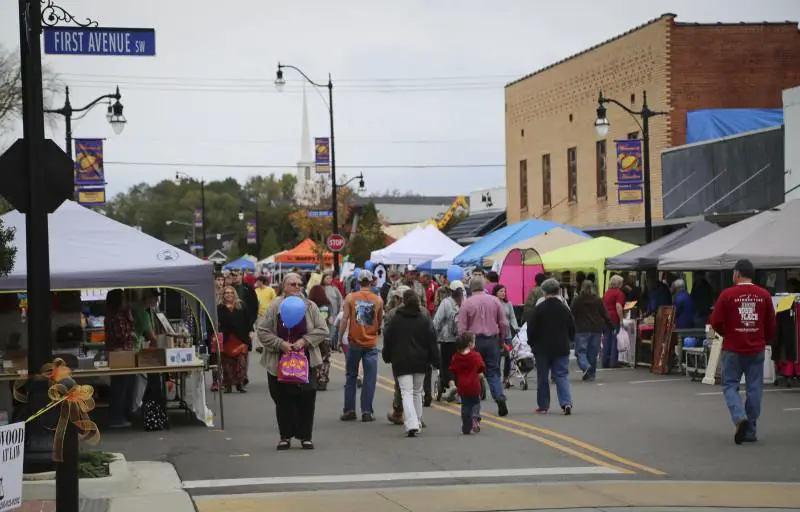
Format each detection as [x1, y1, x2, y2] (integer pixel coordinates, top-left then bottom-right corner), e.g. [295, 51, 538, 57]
[246, 220, 257, 245]
[618, 183, 644, 204]
[76, 187, 106, 207]
[615, 139, 643, 183]
[194, 208, 203, 228]
[315, 137, 330, 174]
[74, 138, 105, 186]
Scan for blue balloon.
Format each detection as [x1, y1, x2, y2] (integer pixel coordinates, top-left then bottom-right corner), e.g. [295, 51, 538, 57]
[353, 268, 361, 279]
[280, 296, 306, 329]
[364, 260, 375, 270]
[446, 265, 463, 283]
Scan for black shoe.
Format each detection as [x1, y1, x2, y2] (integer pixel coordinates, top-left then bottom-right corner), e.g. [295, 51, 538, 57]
[563, 404, 572, 416]
[236, 385, 247, 393]
[497, 400, 509, 417]
[407, 429, 419, 438]
[340, 411, 357, 421]
[734, 419, 749, 445]
[361, 413, 376, 422]
[423, 398, 432, 407]
[243, 378, 249, 387]
[276, 439, 291, 451]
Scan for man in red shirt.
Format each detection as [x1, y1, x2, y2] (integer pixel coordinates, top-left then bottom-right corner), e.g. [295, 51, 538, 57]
[601, 274, 626, 368]
[710, 259, 776, 445]
[421, 273, 439, 316]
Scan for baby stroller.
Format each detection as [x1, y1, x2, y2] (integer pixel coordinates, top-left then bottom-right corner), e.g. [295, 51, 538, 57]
[510, 323, 535, 390]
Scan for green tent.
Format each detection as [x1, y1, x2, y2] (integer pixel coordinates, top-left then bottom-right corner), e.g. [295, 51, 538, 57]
[533, 236, 638, 291]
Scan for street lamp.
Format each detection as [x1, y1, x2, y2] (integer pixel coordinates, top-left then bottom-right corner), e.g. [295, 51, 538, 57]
[44, 85, 126, 158]
[339, 172, 366, 191]
[174, 171, 207, 258]
[165, 219, 197, 253]
[275, 62, 341, 273]
[594, 90, 668, 243]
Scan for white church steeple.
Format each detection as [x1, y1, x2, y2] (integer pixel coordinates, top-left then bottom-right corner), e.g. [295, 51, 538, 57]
[295, 86, 315, 200]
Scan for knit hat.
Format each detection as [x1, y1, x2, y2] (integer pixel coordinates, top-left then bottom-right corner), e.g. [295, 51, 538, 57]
[541, 278, 561, 295]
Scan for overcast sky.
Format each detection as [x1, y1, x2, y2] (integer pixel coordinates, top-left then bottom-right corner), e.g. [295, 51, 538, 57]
[1, 0, 797, 199]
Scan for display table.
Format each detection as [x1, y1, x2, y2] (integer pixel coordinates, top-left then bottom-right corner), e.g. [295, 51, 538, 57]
[0, 363, 219, 428]
[683, 347, 707, 382]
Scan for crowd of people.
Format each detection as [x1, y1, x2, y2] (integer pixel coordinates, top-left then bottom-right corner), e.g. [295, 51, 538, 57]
[212, 257, 778, 448]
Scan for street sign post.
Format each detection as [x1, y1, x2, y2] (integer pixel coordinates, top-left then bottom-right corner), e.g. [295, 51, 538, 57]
[326, 233, 346, 253]
[43, 27, 156, 56]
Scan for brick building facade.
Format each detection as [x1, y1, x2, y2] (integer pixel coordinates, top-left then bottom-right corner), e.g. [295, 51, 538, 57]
[505, 13, 800, 229]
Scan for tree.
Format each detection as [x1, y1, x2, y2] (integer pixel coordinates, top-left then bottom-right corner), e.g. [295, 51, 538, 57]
[346, 201, 386, 266]
[259, 228, 280, 259]
[0, 45, 59, 137]
[289, 176, 355, 265]
[226, 240, 241, 261]
[0, 220, 16, 277]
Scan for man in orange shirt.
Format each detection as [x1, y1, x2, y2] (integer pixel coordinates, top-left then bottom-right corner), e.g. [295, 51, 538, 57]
[339, 270, 384, 422]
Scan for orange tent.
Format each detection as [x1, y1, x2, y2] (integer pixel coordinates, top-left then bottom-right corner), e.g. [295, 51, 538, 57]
[274, 239, 335, 266]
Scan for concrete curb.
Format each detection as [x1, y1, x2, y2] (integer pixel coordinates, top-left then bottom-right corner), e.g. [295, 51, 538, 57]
[23, 454, 194, 512]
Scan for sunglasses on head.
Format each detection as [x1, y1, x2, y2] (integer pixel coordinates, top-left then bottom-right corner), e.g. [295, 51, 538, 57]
[287, 282, 302, 287]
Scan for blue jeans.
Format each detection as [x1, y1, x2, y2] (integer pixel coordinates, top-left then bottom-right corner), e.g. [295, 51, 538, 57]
[460, 396, 481, 434]
[602, 325, 619, 368]
[475, 335, 506, 402]
[575, 332, 601, 379]
[721, 350, 764, 439]
[344, 345, 378, 414]
[535, 355, 572, 410]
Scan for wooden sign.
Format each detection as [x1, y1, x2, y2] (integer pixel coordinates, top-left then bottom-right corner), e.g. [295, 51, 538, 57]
[651, 305, 676, 375]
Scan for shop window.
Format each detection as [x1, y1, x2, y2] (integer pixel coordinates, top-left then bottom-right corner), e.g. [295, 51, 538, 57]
[519, 159, 528, 211]
[542, 154, 551, 208]
[627, 131, 639, 140]
[596, 140, 607, 199]
[567, 147, 577, 203]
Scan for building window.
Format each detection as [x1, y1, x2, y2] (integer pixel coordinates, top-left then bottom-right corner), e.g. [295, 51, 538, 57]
[519, 159, 528, 211]
[304, 166, 311, 180]
[596, 140, 607, 199]
[542, 154, 551, 209]
[567, 147, 577, 202]
[627, 131, 639, 140]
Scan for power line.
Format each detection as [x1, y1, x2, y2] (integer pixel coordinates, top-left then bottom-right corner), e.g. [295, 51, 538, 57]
[57, 71, 522, 84]
[104, 160, 505, 170]
[111, 136, 504, 146]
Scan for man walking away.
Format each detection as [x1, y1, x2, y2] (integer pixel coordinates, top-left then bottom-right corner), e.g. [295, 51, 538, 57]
[458, 276, 509, 416]
[710, 259, 775, 445]
[528, 278, 575, 415]
[340, 270, 384, 422]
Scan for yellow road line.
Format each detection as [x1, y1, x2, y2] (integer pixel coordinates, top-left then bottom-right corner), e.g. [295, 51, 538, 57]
[329, 358, 664, 476]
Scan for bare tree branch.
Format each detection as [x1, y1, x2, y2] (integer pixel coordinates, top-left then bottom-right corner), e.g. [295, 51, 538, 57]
[0, 44, 61, 137]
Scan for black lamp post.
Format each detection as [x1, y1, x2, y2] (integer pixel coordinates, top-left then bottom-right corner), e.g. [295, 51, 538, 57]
[175, 171, 207, 258]
[44, 85, 126, 158]
[595, 90, 668, 244]
[238, 203, 261, 256]
[274, 62, 341, 273]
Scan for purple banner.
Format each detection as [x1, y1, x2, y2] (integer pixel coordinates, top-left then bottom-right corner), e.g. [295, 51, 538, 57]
[74, 138, 105, 186]
[315, 137, 330, 173]
[246, 220, 257, 245]
[615, 139, 643, 183]
[194, 208, 203, 228]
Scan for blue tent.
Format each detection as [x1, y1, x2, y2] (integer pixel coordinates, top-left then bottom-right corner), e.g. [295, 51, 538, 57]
[453, 219, 588, 267]
[223, 257, 256, 272]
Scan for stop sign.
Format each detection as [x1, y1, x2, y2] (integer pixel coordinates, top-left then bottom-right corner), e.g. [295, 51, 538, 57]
[326, 233, 346, 252]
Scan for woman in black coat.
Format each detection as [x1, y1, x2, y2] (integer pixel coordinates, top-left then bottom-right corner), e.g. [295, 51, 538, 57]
[217, 285, 252, 393]
[383, 289, 441, 437]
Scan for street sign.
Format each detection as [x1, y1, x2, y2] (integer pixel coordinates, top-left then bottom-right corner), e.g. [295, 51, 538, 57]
[309, 210, 333, 218]
[43, 27, 156, 56]
[326, 234, 346, 253]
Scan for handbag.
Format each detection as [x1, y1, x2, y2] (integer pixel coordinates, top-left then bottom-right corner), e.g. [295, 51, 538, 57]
[223, 333, 248, 358]
[278, 351, 310, 384]
[142, 400, 168, 431]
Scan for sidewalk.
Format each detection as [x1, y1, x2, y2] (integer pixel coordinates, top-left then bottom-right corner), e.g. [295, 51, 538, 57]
[22, 455, 194, 512]
[193, 480, 800, 512]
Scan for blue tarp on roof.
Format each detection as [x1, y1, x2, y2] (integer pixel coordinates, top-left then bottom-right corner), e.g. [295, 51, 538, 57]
[686, 109, 783, 144]
[452, 219, 589, 267]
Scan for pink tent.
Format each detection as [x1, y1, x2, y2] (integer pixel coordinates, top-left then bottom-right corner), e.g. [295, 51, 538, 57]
[499, 248, 544, 306]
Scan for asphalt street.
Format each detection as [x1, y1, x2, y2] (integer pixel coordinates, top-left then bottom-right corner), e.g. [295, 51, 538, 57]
[96, 351, 800, 500]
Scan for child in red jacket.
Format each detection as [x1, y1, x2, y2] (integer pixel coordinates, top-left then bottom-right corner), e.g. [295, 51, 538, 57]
[449, 333, 486, 434]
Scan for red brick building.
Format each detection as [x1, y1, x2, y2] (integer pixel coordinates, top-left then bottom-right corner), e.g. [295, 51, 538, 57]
[505, 13, 800, 232]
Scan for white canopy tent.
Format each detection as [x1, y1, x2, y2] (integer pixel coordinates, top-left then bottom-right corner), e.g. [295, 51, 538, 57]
[371, 225, 463, 266]
[0, 201, 216, 318]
